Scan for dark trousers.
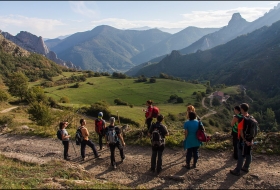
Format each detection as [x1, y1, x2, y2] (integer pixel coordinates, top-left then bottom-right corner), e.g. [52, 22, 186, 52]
[109, 141, 125, 166]
[62, 141, 69, 159]
[235, 142, 252, 172]
[151, 145, 165, 171]
[81, 139, 98, 158]
[186, 146, 199, 165]
[146, 118, 153, 130]
[232, 132, 238, 159]
[98, 133, 104, 149]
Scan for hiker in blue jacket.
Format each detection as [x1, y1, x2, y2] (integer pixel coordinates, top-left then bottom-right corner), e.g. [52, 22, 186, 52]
[183, 111, 202, 169]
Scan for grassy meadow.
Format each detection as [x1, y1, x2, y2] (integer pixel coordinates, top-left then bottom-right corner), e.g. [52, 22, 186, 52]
[42, 74, 206, 106]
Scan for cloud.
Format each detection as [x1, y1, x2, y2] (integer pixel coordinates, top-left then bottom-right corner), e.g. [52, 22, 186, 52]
[181, 7, 271, 28]
[89, 6, 271, 30]
[69, 1, 98, 18]
[0, 15, 65, 31]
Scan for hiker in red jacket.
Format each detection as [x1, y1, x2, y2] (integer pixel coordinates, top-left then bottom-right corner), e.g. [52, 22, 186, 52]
[143, 100, 154, 130]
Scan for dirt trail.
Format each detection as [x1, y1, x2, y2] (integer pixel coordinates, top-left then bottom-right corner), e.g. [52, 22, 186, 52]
[0, 106, 18, 113]
[0, 134, 279, 189]
[201, 97, 217, 119]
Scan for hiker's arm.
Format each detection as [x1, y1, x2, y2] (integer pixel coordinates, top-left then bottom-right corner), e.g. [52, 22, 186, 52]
[231, 116, 238, 127]
[184, 129, 188, 139]
[62, 133, 71, 140]
[118, 134, 125, 146]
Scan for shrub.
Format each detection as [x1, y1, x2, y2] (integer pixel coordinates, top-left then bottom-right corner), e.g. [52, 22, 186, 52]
[27, 102, 54, 126]
[114, 98, 128, 106]
[0, 89, 9, 102]
[176, 97, 184, 103]
[60, 96, 70, 103]
[149, 78, 156, 83]
[209, 118, 215, 126]
[85, 101, 111, 120]
[0, 115, 13, 126]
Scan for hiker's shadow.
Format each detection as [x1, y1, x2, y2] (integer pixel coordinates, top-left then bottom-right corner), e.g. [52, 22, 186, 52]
[218, 171, 245, 189]
[126, 169, 158, 188]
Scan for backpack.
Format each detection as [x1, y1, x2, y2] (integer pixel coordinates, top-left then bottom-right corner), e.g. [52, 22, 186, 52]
[196, 121, 211, 142]
[57, 129, 62, 141]
[95, 119, 104, 134]
[107, 127, 118, 144]
[75, 128, 83, 145]
[151, 123, 164, 147]
[243, 115, 258, 140]
[152, 106, 159, 118]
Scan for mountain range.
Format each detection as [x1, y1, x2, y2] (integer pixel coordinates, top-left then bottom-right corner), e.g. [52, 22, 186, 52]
[127, 3, 280, 76]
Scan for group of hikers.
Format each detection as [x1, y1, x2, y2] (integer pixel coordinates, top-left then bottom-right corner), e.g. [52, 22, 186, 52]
[58, 100, 257, 176]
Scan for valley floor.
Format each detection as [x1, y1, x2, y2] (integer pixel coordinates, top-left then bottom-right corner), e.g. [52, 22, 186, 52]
[0, 134, 279, 189]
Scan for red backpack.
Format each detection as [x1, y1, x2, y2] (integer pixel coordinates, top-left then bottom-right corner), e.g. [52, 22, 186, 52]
[152, 106, 159, 118]
[196, 121, 211, 142]
[95, 119, 104, 134]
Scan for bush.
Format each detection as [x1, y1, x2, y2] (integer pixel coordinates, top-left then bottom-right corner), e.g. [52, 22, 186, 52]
[27, 102, 54, 126]
[0, 89, 9, 102]
[176, 97, 184, 103]
[209, 118, 215, 126]
[149, 78, 156, 83]
[60, 96, 70, 103]
[0, 115, 13, 126]
[114, 98, 128, 106]
[85, 101, 111, 120]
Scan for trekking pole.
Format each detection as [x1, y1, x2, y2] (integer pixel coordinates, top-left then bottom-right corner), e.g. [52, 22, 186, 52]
[117, 111, 120, 125]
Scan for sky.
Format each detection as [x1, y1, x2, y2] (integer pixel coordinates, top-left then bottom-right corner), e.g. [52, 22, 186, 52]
[0, 1, 279, 39]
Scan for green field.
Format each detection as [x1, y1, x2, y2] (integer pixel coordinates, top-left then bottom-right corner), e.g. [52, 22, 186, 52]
[43, 75, 206, 106]
[220, 85, 240, 95]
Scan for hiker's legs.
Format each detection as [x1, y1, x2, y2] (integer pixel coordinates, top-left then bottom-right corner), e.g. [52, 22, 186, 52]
[192, 146, 199, 165]
[98, 133, 103, 149]
[151, 147, 158, 170]
[116, 142, 125, 159]
[86, 140, 99, 157]
[235, 142, 244, 173]
[156, 145, 164, 172]
[186, 147, 193, 165]
[146, 118, 153, 131]
[81, 141, 87, 158]
[243, 145, 252, 169]
[232, 132, 238, 159]
[109, 144, 116, 166]
[62, 141, 69, 159]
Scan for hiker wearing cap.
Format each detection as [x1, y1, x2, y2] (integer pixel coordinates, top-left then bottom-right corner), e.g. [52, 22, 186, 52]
[79, 119, 100, 161]
[60, 121, 71, 161]
[104, 117, 125, 169]
[95, 112, 106, 150]
[148, 114, 169, 174]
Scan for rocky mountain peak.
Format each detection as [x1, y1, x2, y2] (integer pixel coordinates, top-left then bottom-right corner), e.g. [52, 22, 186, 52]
[228, 13, 247, 26]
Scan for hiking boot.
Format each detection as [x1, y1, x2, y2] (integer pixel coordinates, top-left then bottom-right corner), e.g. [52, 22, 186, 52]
[82, 157, 86, 161]
[150, 168, 155, 172]
[121, 157, 125, 162]
[193, 163, 197, 168]
[230, 169, 240, 176]
[184, 164, 190, 169]
[64, 157, 70, 161]
[113, 164, 117, 169]
[241, 167, 249, 173]
[67, 155, 71, 158]
[95, 155, 100, 159]
[157, 168, 162, 174]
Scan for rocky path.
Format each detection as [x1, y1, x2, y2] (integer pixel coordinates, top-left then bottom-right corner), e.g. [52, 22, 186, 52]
[0, 106, 18, 113]
[0, 134, 279, 189]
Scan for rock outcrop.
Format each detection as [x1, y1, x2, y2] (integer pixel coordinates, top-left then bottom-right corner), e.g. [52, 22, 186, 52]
[0, 34, 30, 57]
[1, 31, 78, 69]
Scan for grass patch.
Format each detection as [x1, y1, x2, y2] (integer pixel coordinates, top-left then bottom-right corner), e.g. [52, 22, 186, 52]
[220, 85, 240, 95]
[0, 155, 129, 189]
